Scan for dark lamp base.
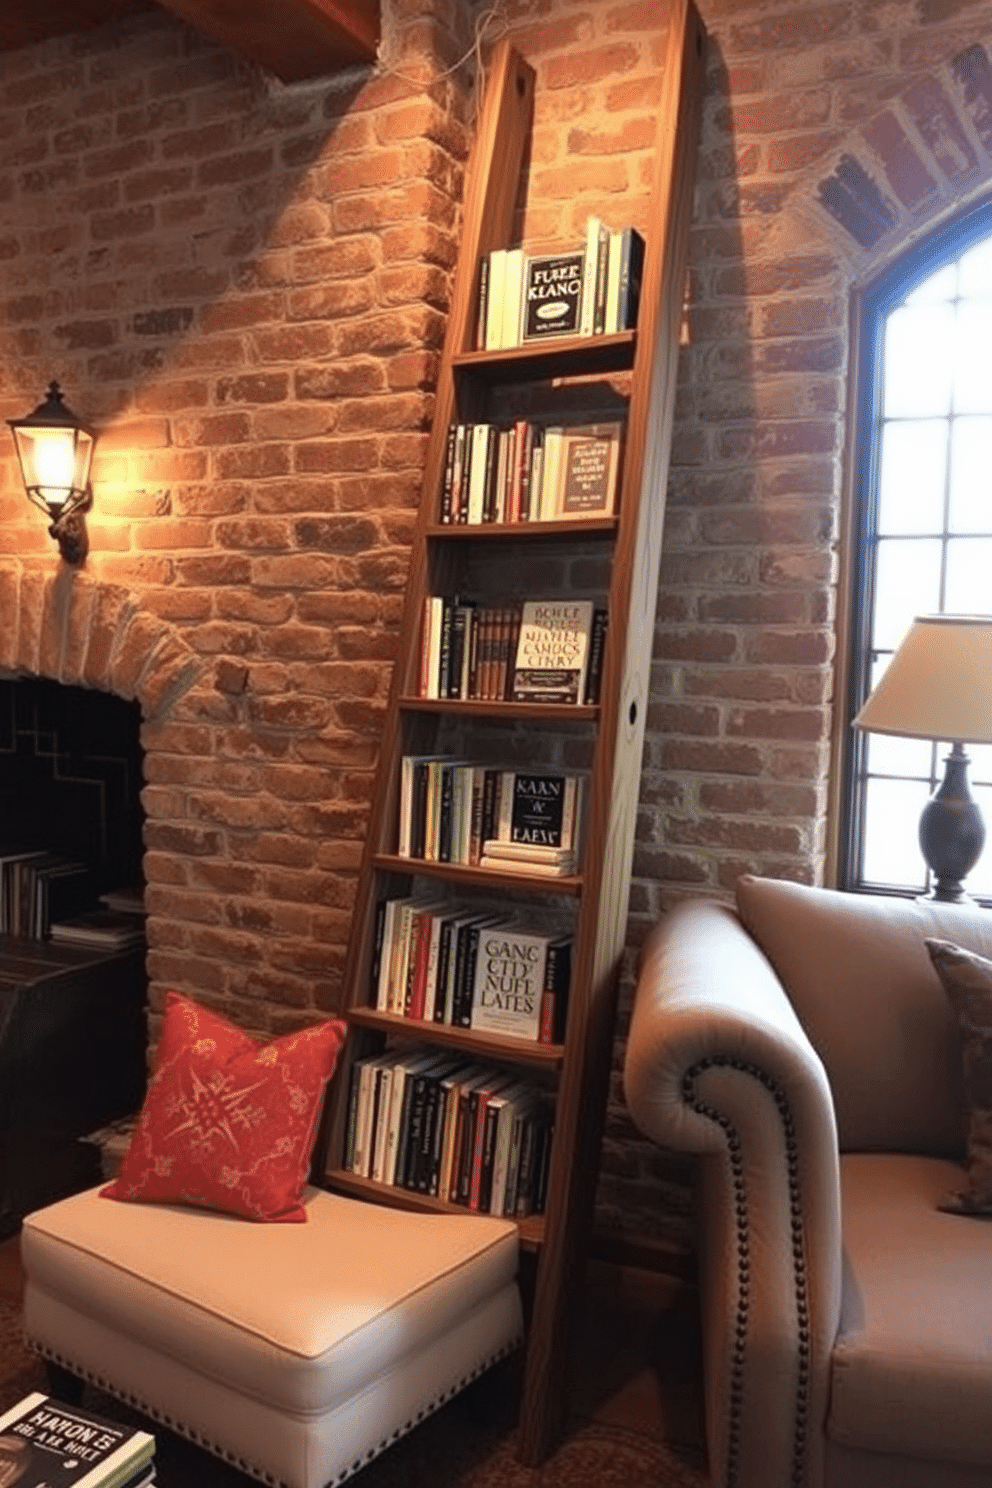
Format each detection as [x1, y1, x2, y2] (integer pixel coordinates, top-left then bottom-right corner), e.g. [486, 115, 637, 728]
[918, 744, 985, 905]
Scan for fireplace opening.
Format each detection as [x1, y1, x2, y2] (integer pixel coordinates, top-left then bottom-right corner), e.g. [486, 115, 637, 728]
[0, 674, 145, 931]
[0, 674, 148, 1236]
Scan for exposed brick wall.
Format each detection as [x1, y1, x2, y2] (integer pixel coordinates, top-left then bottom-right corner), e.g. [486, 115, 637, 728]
[5, 0, 992, 1260]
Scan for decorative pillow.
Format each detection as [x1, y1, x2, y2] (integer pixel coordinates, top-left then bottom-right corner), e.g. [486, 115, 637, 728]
[925, 938, 992, 1215]
[101, 992, 347, 1223]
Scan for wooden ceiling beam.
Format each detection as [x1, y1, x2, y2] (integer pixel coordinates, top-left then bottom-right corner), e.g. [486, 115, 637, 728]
[152, 0, 380, 80]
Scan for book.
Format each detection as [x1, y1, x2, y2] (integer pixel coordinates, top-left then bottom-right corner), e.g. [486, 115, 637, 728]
[484, 249, 506, 350]
[521, 249, 584, 340]
[493, 769, 583, 852]
[510, 598, 596, 704]
[469, 924, 572, 1042]
[584, 606, 609, 704]
[48, 909, 145, 949]
[604, 226, 624, 335]
[555, 421, 624, 520]
[579, 216, 609, 336]
[0, 1392, 155, 1488]
[615, 226, 646, 331]
[501, 247, 526, 348]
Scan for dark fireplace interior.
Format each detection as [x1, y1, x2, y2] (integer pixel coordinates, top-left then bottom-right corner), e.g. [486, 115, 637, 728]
[0, 675, 148, 1237]
[0, 675, 145, 909]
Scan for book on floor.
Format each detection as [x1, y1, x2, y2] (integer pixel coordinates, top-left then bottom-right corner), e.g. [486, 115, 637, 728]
[0, 1392, 155, 1488]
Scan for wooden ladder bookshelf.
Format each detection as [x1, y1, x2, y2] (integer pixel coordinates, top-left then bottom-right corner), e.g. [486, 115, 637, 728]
[324, 3, 706, 1462]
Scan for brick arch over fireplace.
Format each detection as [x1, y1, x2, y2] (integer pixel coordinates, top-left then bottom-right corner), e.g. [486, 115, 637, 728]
[0, 565, 202, 721]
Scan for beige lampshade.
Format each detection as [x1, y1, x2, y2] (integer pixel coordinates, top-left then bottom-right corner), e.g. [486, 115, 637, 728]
[853, 615, 992, 744]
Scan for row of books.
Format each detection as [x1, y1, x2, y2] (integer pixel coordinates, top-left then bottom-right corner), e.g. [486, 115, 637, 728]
[476, 219, 646, 350]
[438, 417, 624, 525]
[398, 762, 584, 876]
[0, 848, 93, 940]
[0, 1391, 155, 1488]
[344, 1048, 555, 1218]
[371, 899, 571, 1045]
[420, 596, 607, 706]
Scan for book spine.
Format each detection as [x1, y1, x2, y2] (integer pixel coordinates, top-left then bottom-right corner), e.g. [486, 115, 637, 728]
[453, 921, 483, 1027]
[584, 607, 609, 704]
[475, 253, 490, 349]
[343, 1061, 363, 1170]
[440, 422, 457, 523]
[540, 939, 572, 1044]
[476, 1097, 502, 1213]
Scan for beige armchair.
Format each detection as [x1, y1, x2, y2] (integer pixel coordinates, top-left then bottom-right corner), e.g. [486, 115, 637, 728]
[623, 875, 992, 1488]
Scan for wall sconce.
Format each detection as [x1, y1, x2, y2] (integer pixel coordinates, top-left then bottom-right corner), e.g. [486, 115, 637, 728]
[7, 381, 96, 565]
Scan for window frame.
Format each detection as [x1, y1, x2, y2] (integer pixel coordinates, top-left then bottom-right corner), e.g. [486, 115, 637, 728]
[829, 190, 992, 899]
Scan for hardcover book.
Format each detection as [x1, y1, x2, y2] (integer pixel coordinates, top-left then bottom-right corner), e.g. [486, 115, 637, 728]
[495, 770, 582, 851]
[510, 598, 596, 704]
[0, 1393, 155, 1488]
[521, 250, 584, 340]
[555, 421, 624, 519]
[469, 924, 571, 1042]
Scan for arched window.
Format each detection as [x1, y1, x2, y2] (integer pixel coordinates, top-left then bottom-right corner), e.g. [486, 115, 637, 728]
[835, 198, 992, 903]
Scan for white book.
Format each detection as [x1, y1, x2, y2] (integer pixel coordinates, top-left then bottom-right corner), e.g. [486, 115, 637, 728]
[376, 896, 410, 1010]
[420, 596, 444, 698]
[382, 1051, 437, 1186]
[370, 1061, 396, 1183]
[604, 227, 623, 334]
[579, 215, 606, 335]
[539, 425, 564, 520]
[485, 249, 506, 349]
[470, 922, 556, 1041]
[466, 423, 493, 524]
[501, 247, 525, 348]
[353, 1052, 393, 1176]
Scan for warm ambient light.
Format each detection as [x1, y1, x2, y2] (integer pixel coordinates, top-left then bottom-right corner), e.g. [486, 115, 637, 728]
[853, 614, 992, 903]
[8, 382, 96, 565]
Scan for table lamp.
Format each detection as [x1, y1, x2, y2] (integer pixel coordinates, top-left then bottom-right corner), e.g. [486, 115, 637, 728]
[852, 614, 992, 903]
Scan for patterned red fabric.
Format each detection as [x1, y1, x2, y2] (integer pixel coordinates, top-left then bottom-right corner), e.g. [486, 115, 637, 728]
[102, 992, 347, 1222]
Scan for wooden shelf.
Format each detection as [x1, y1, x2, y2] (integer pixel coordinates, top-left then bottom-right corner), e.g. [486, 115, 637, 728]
[425, 517, 618, 541]
[327, 9, 707, 1466]
[346, 1005, 567, 1067]
[324, 1166, 546, 1251]
[452, 331, 636, 384]
[398, 696, 598, 723]
[371, 853, 583, 896]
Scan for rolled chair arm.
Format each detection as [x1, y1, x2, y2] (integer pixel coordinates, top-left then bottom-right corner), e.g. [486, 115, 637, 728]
[624, 899, 843, 1488]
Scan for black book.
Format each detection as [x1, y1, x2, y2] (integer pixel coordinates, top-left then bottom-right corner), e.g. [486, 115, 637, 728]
[616, 226, 646, 331]
[475, 254, 490, 349]
[368, 899, 387, 1003]
[584, 607, 609, 704]
[522, 249, 584, 340]
[439, 422, 458, 522]
[437, 764, 455, 863]
[410, 761, 430, 860]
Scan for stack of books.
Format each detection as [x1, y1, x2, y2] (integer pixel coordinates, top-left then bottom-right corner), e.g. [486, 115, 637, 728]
[476, 218, 646, 350]
[49, 908, 146, 950]
[344, 1050, 555, 1218]
[0, 1392, 155, 1488]
[0, 849, 93, 940]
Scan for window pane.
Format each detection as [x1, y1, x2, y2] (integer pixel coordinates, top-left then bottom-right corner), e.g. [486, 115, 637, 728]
[965, 782, 992, 897]
[970, 742, 992, 783]
[944, 537, 992, 611]
[953, 301, 992, 412]
[876, 420, 947, 535]
[958, 239, 992, 297]
[883, 303, 953, 417]
[862, 777, 928, 890]
[865, 730, 933, 778]
[906, 262, 956, 303]
[948, 416, 992, 533]
[871, 538, 942, 650]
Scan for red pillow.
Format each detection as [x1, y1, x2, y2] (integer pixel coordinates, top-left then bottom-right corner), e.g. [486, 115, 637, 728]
[101, 992, 347, 1222]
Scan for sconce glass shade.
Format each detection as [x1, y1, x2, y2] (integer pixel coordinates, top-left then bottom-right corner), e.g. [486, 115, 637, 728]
[8, 382, 95, 564]
[8, 382, 94, 516]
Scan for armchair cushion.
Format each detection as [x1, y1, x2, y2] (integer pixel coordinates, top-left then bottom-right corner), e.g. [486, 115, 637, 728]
[830, 1153, 992, 1469]
[925, 938, 992, 1214]
[735, 875, 992, 1154]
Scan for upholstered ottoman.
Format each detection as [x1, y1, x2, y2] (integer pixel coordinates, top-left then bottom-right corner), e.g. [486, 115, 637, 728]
[20, 1184, 522, 1488]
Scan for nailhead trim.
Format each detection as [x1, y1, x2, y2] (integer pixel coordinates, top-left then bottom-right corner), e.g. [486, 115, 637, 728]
[682, 1056, 811, 1488]
[28, 1335, 522, 1488]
